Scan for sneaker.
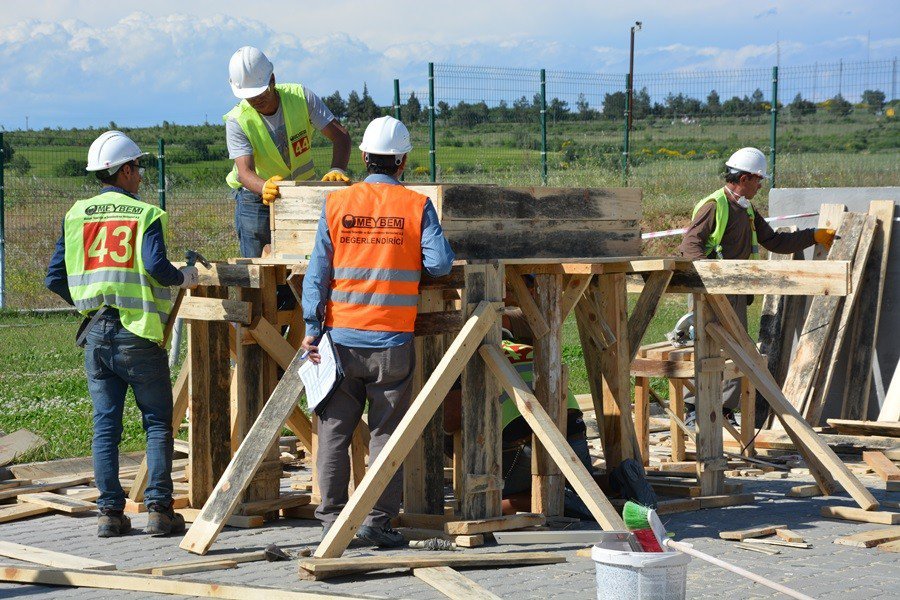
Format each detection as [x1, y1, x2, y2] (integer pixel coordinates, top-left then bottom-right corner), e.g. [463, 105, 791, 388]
[97, 510, 132, 538]
[355, 525, 405, 548]
[145, 503, 186, 537]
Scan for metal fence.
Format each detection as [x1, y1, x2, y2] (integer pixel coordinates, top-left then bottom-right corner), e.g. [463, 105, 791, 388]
[1, 59, 897, 309]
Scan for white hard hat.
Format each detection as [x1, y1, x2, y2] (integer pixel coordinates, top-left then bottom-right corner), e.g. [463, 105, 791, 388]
[229, 46, 274, 99]
[85, 131, 147, 173]
[359, 116, 413, 156]
[725, 147, 769, 179]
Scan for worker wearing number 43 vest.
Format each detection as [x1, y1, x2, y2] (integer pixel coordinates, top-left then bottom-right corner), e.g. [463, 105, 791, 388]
[45, 131, 200, 539]
[302, 116, 455, 548]
[679, 147, 836, 427]
[225, 46, 352, 258]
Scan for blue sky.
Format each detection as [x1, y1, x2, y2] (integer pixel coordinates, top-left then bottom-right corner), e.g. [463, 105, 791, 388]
[0, 1, 896, 129]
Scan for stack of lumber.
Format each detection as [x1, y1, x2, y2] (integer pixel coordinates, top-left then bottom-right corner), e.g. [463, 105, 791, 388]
[719, 524, 812, 555]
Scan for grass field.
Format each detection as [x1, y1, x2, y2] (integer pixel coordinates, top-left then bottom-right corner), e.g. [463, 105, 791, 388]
[0, 294, 761, 464]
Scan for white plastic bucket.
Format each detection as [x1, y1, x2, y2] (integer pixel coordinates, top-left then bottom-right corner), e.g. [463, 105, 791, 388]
[591, 540, 691, 600]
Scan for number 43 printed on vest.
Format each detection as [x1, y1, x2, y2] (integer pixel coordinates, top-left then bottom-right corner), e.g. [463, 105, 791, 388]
[83, 220, 137, 270]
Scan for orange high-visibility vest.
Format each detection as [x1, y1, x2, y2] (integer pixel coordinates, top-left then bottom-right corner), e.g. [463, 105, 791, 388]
[325, 182, 426, 332]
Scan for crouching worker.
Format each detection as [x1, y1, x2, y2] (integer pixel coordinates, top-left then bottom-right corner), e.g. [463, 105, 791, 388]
[45, 131, 199, 537]
[301, 116, 454, 547]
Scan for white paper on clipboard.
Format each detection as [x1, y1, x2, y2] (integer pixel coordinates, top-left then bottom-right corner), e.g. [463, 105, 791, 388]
[298, 332, 342, 414]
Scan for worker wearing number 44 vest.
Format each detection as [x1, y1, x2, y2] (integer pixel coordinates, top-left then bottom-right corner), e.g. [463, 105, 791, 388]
[679, 147, 836, 427]
[302, 116, 455, 548]
[45, 131, 200, 539]
[225, 46, 352, 258]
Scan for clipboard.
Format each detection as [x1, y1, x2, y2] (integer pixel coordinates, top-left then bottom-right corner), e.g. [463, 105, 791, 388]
[298, 332, 344, 415]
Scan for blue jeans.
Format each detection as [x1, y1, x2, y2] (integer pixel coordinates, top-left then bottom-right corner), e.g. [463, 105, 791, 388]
[84, 319, 174, 511]
[233, 188, 271, 258]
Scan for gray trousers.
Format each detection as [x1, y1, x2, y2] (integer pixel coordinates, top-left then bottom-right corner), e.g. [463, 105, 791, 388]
[314, 342, 414, 528]
[686, 294, 748, 411]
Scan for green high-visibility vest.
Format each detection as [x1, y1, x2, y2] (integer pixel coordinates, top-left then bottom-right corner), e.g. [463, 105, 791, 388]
[691, 187, 759, 260]
[224, 83, 316, 189]
[500, 341, 580, 430]
[64, 191, 173, 343]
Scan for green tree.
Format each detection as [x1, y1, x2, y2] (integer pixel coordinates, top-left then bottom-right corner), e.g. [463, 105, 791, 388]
[547, 97, 569, 123]
[789, 92, 816, 118]
[602, 91, 626, 119]
[405, 92, 422, 122]
[360, 84, 380, 122]
[826, 94, 853, 116]
[633, 87, 651, 119]
[54, 158, 89, 177]
[9, 153, 31, 174]
[1, 138, 13, 165]
[860, 89, 886, 113]
[323, 91, 347, 120]
[346, 90, 362, 124]
[706, 90, 721, 115]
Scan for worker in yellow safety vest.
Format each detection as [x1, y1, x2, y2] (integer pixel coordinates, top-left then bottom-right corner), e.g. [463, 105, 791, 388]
[45, 131, 199, 538]
[679, 147, 836, 426]
[225, 46, 351, 257]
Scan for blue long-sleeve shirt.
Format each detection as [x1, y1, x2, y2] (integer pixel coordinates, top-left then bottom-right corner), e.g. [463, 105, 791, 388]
[45, 186, 184, 306]
[303, 174, 455, 348]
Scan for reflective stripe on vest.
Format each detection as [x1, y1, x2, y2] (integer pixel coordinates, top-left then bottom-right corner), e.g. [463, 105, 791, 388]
[499, 341, 580, 430]
[324, 183, 426, 332]
[690, 187, 759, 260]
[63, 191, 173, 343]
[224, 83, 315, 190]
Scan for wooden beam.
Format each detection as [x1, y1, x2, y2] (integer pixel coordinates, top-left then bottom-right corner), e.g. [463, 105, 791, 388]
[151, 560, 237, 576]
[573, 294, 615, 350]
[863, 451, 900, 482]
[878, 359, 900, 422]
[460, 264, 504, 520]
[0, 476, 92, 502]
[658, 260, 850, 295]
[177, 508, 264, 529]
[505, 266, 551, 339]
[719, 524, 787, 541]
[626, 270, 673, 362]
[834, 527, 900, 548]
[298, 552, 565, 581]
[827, 419, 900, 437]
[179, 343, 309, 555]
[0, 541, 115, 570]
[480, 344, 626, 530]
[0, 430, 47, 467]
[705, 314, 878, 511]
[444, 513, 545, 535]
[560, 274, 593, 319]
[0, 566, 357, 599]
[414, 567, 502, 600]
[179, 296, 252, 324]
[172, 262, 262, 288]
[757, 238, 805, 393]
[18, 492, 95, 514]
[314, 301, 502, 558]
[821, 506, 899, 525]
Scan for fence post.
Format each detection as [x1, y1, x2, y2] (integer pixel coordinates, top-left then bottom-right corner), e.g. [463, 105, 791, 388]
[540, 68, 548, 185]
[393, 79, 405, 181]
[428, 62, 436, 183]
[769, 66, 778, 188]
[0, 131, 5, 310]
[622, 73, 631, 184]
[157, 138, 166, 210]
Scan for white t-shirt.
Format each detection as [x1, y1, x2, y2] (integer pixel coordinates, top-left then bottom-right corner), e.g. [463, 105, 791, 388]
[226, 85, 336, 163]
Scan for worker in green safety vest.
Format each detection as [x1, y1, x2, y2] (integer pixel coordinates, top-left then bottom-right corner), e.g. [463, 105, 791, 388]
[679, 147, 836, 426]
[224, 46, 351, 258]
[45, 131, 199, 538]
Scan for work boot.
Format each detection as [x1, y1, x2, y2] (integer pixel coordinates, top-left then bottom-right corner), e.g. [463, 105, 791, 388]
[355, 525, 405, 548]
[145, 503, 185, 537]
[97, 509, 132, 538]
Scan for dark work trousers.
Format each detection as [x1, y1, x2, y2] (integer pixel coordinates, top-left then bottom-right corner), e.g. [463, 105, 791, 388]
[314, 341, 415, 528]
[686, 293, 747, 411]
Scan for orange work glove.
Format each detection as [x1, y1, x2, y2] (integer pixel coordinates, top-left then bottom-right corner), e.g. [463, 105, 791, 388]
[261, 175, 283, 206]
[321, 168, 350, 182]
[814, 228, 836, 251]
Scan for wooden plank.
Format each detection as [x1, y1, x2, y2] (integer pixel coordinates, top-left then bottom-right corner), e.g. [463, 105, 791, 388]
[834, 527, 900, 548]
[827, 419, 900, 437]
[179, 296, 251, 324]
[704, 297, 879, 510]
[745, 538, 810, 549]
[248, 315, 298, 369]
[151, 560, 237, 576]
[862, 451, 900, 482]
[0, 541, 115, 570]
[821, 506, 900, 524]
[0, 430, 47, 466]
[239, 492, 311, 516]
[505, 266, 550, 339]
[669, 380, 687, 462]
[460, 264, 504, 520]
[299, 552, 566, 581]
[179, 340, 309, 555]
[414, 566, 502, 600]
[0, 479, 32, 491]
[842, 201, 895, 420]
[634, 377, 650, 466]
[560, 274, 592, 319]
[757, 231, 802, 393]
[314, 301, 502, 558]
[480, 344, 626, 530]
[177, 508, 264, 529]
[492, 530, 615, 544]
[626, 270, 673, 362]
[775, 529, 805, 543]
[454, 534, 484, 548]
[532, 272, 565, 516]
[0, 566, 357, 599]
[172, 262, 262, 288]
[18, 492, 95, 514]
[878, 358, 900, 422]
[444, 513, 545, 536]
[0, 476, 92, 502]
[719, 523, 787, 541]
[787, 484, 822, 498]
[877, 539, 900, 552]
[662, 260, 850, 295]
[693, 295, 725, 496]
[734, 542, 780, 555]
[697, 493, 756, 509]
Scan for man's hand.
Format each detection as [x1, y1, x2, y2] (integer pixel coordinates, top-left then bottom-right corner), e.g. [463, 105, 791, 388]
[301, 335, 321, 364]
[179, 266, 199, 289]
[814, 228, 836, 251]
[321, 168, 350, 182]
[261, 175, 283, 206]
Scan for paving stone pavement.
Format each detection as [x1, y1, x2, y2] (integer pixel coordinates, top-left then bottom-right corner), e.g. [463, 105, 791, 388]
[0, 474, 897, 599]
